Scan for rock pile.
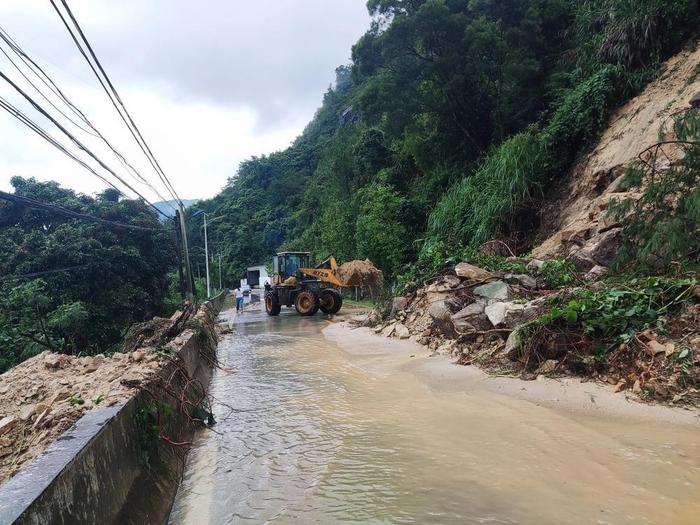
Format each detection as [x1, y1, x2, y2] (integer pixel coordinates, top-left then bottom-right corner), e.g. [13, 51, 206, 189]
[373, 258, 559, 363]
[338, 259, 384, 288]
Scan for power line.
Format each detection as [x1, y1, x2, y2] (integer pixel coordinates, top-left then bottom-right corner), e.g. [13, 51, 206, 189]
[0, 26, 177, 211]
[0, 95, 135, 198]
[0, 190, 166, 232]
[0, 70, 169, 218]
[50, 0, 183, 206]
[0, 265, 89, 282]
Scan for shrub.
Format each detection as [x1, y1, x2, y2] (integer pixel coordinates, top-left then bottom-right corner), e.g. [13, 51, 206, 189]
[611, 109, 700, 270]
[526, 276, 697, 354]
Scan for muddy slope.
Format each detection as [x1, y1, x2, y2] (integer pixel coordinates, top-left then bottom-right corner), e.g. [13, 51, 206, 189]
[533, 40, 700, 263]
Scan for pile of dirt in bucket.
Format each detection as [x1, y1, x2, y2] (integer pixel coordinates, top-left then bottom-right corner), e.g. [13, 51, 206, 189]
[338, 259, 384, 288]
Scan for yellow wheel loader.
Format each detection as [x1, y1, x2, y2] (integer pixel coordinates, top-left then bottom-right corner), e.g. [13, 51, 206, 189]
[264, 252, 344, 317]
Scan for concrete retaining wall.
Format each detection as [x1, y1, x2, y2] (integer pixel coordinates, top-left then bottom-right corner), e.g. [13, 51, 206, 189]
[0, 293, 227, 525]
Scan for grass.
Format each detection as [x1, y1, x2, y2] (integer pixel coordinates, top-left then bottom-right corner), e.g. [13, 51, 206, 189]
[426, 131, 547, 249]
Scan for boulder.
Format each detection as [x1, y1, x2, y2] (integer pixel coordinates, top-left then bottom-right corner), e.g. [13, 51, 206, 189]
[0, 416, 18, 436]
[568, 250, 597, 272]
[455, 263, 493, 281]
[585, 265, 608, 282]
[451, 303, 491, 332]
[425, 275, 462, 293]
[394, 323, 411, 340]
[391, 296, 410, 315]
[85, 355, 105, 373]
[131, 350, 146, 363]
[526, 259, 545, 273]
[485, 299, 545, 328]
[19, 405, 35, 422]
[505, 327, 526, 361]
[690, 91, 700, 107]
[473, 281, 510, 301]
[43, 354, 62, 370]
[503, 273, 538, 289]
[588, 228, 622, 266]
[428, 301, 453, 323]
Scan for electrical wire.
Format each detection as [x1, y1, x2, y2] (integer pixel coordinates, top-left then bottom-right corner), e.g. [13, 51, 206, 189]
[0, 25, 177, 212]
[50, 0, 183, 206]
[0, 70, 170, 218]
[0, 189, 166, 232]
[0, 265, 89, 282]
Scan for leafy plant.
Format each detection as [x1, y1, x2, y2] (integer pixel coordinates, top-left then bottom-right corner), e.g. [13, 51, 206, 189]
[69, 395, 85, 406]
[539, 260, 578, 288]
[530, 276, 697, 351]
[611, 109, 700, 270]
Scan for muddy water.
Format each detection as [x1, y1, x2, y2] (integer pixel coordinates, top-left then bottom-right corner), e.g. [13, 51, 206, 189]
[169, 306, 700, 525]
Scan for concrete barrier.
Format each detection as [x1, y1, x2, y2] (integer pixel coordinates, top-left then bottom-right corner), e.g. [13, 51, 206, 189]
[0, 292, 228, 525]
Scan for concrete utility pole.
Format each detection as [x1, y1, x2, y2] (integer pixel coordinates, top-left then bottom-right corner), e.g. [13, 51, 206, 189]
[177, 206, 195, 301]
[192, 210, 212, 298]
[203, 212, 211, 297]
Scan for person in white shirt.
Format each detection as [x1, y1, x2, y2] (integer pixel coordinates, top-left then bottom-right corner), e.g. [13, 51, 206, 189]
[235, 287, 244, 313]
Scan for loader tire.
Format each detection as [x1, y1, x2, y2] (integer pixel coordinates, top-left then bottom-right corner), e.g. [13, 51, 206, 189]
[265, 292, 281, 316]
[319, 289, 343, 315]
[294, 290, 319, 316]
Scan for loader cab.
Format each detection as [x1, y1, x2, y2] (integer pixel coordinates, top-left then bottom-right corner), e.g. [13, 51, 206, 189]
[273, 252, 311, 283]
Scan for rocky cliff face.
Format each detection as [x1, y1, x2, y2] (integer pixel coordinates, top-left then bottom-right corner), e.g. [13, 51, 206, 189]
[533, 40, 700, 268]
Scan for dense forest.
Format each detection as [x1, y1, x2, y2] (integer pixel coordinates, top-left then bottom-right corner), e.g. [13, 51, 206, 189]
[189, 0, 700, 283]
[0, 177, 174, 371]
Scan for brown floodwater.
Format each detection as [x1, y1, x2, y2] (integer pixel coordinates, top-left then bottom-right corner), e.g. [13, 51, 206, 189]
[169, 305, 700, 525]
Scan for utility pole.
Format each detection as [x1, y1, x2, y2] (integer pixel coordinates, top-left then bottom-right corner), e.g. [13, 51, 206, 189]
[203, 212, 211, 297]
[191, 210, 211, 298]
[176, 207, 194, 302]
[219, 253, 222, 291]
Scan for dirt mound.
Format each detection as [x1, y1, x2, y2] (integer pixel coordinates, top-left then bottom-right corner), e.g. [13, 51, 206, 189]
[0, 349, 164, 484]
[0, 300, 218, 485]
[533, 40, 700, 265]
[338, 259, 384, 288]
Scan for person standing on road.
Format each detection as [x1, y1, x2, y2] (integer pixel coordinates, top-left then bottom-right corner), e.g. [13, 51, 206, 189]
[235, 287, 244, 313]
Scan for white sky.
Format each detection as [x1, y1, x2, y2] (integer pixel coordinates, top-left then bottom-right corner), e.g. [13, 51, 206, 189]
[0, 0, 370, 202]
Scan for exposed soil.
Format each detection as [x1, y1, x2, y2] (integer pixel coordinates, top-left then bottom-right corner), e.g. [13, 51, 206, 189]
[0, 301, 219, 485]
[533, 40, 700, 262]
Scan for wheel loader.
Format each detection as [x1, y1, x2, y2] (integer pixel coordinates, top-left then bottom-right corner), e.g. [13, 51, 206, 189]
[264, 252, 344, 317]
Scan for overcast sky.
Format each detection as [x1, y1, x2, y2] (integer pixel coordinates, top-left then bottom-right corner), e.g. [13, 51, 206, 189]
[0, 0, 370, 202]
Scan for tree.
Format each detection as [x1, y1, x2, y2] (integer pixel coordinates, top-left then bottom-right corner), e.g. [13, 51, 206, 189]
[0, 178, 175, 370]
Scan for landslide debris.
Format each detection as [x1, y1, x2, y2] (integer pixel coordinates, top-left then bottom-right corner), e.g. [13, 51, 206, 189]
[364, 258, 699, 407]
[0, 301, 218, 485]
[533, 40, 700, 268]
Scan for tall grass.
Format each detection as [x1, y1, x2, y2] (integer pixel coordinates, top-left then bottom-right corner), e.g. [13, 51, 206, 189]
[426, 131, 546, 249]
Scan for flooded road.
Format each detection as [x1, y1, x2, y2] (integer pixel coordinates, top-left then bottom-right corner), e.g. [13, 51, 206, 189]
[169, 305, 700, 525]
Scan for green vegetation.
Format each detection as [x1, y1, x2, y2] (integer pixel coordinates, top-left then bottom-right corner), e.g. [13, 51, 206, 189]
[612, 109, 700, 271]
[523, 276, 697, 354]
[189, 0, 699, 287]
[0, 177, 175, 371]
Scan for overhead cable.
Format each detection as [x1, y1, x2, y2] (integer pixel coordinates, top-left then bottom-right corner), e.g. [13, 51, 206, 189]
[50, 0, 183, 206]
[0, 26, 177, 210]
[0, 265, 90, 282]
[0, 70, 169, 218]
[0, 189, 166, 232]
